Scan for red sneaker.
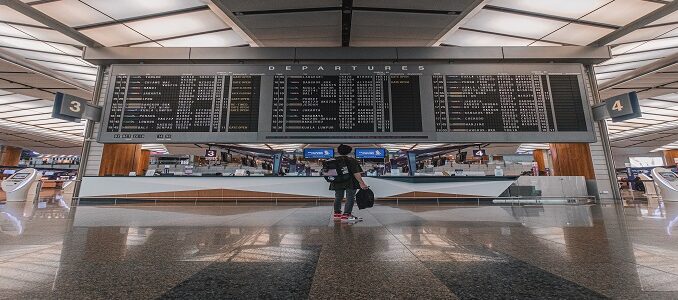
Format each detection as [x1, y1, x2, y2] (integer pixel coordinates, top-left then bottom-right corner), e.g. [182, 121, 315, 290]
[333, 212, 342, 220]
[342, 214, 363, 222]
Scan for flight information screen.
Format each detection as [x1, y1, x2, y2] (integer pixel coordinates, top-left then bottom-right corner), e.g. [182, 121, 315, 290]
[106, 74, 260, 133]
[432, 74, 587, 132]
[271, 75, 421, 132]
[98, 64, 594, 143]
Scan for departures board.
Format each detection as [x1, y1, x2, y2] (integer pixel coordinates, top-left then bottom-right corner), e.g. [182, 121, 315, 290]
[98, 64, 595, 144]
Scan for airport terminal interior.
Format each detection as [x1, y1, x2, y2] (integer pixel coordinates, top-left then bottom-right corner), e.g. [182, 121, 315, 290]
[1, 0, 678, 299]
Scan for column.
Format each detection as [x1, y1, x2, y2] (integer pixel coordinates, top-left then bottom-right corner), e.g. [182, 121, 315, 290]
[549, 143, 595, 180]
[0, 145, 22, 166]
[532, 149, 547, 175]
[135, 149, 151, 175]
[663, 150, 678, 167]
[98, 144, 142, 176]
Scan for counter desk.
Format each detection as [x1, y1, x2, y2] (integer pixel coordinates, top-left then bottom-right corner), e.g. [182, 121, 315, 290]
[79, 175, 518, 202]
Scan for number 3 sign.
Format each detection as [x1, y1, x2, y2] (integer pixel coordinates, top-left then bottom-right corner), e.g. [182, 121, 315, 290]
[52, 92, 101, 122]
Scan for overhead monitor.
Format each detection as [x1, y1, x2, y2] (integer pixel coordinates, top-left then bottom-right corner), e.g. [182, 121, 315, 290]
[303, 148, 334, 159]
[355, 148, 386, 159]
[98, 64, 595, 143]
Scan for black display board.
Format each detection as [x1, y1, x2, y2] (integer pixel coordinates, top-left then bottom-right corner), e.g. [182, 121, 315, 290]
[106, 74, 260, 135]
[98, 64, 595, 143]
[433, 74, 586, 132]
[271, 75, 421, 132]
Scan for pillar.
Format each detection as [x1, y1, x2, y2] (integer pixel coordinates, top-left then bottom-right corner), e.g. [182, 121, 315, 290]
[532, 149, 547, 174]
[0, 145, 22, 166]
[98, 144, 142, 176]
[549, 143, 595, 180]
[663, 150, 678, 167]
[135, 149, 151, 175]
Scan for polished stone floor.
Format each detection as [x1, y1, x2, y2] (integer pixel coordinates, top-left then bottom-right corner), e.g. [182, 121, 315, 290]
[1, 195, 678, 299]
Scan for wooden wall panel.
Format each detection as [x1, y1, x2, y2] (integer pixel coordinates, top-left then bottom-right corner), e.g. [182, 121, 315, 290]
[99, 144, 141, 176]
[549, 143, 595, 180]
[0, 146, 21, 166]
[664, 150, 678, 167]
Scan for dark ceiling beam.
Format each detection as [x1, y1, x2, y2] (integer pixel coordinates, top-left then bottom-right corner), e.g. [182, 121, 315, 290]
[341, 0, 353, 47]
[431, 0, 489, 46]
[207, 0, 260, 47]
[589, 1, 678, 46]
[2, 0, 104, 48]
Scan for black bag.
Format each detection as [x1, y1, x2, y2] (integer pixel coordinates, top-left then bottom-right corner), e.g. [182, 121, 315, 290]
[322, 158, 352, 183]
[356, 188, 375, 209]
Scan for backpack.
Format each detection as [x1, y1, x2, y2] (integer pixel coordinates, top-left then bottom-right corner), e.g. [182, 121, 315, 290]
[356, 188, 375, 209]
[322, 157, 352, 183]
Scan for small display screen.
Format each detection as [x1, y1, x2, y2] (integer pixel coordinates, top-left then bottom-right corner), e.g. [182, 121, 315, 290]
[303, 148, 334, 159]
[355, 148, 386, 159]
[660, 172, 678, 182]
[12, 173, 29, 180]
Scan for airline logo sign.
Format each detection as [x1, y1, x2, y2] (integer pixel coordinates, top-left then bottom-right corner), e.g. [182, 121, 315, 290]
[304, 148, 334, 159]
[355, 148, 386, 159]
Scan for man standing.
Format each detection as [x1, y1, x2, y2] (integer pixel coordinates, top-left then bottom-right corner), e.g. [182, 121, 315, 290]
[331, 144, 368, 221]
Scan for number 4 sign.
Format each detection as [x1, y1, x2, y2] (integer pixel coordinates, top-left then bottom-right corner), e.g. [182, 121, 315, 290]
[594, 91, 641, 122]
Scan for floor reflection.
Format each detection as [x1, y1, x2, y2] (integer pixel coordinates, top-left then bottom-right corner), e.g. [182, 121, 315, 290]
[1, 195, 678, 299]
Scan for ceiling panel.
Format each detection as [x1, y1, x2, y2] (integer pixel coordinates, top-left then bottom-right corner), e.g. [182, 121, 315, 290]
[10, 24, 81, 45]
[544, 23, 614, 46]
[596, 59, 658, 74]
[612, 25, 678, 44]
[488, 0, 610, 19]
[355, 0, 475, 11]
[158, 30, 245, 47]
[82, 0, 206, 20]
[238, 11, 341, 46]
[442, 29, 533, 46]
[215, 0, 339, 12]
[581, 0, 663, 26]
[0, 6, 44, 26]
[125, 10, 228, 41]
[463, 9, 567, 40]
[33, 0, 111, 27]
[80, 24, 149, 46]
[0, 36, 67, 54]
[351, 11, 456, 46]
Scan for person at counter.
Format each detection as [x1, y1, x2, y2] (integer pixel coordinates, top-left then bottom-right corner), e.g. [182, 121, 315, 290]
[330, 144, 368, 222]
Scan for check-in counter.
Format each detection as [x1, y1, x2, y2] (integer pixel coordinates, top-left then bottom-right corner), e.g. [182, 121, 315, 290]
[79, 175, 519, 202]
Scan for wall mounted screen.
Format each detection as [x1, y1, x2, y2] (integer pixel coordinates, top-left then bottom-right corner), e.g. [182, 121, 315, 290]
[98, 64, 595, 143]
